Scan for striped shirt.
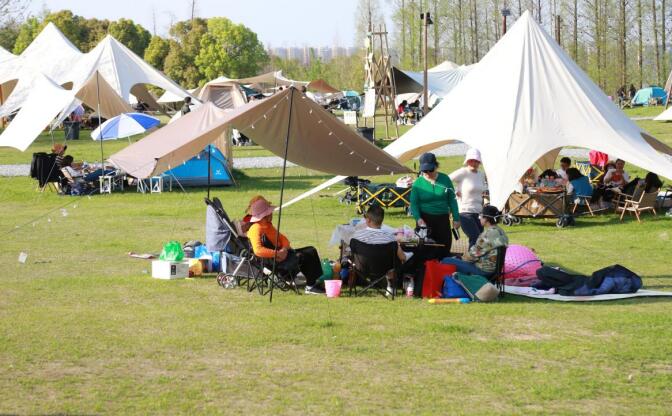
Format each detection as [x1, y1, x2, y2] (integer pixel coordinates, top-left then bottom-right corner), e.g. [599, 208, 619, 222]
[351, 227, 396, 245]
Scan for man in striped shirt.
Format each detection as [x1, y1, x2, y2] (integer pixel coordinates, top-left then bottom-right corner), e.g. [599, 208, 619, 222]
[351, 205, 406, 263]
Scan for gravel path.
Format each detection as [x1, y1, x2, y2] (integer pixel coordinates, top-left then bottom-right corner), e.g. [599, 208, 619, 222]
[0, 145, 591, 177]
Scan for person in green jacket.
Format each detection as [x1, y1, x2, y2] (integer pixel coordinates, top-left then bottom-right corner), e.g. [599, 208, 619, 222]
[410, 152, 461, 256]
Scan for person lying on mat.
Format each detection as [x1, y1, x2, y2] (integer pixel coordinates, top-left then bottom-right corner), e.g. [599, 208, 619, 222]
[440, 205, 508, 277]
[247, 198, 325, 295]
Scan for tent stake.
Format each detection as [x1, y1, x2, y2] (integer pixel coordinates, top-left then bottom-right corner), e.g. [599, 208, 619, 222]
[270, 88, 295, 303]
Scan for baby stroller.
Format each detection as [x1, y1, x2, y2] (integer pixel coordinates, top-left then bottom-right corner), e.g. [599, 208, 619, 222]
[339, 176, 371, 206]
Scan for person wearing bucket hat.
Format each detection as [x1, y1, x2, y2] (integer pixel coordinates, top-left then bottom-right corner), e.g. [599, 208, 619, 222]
[440, 205, 509, 276]
[247, 198, 325, 295]
[449, 148, 487, 248]
[410, 152, 460, 257]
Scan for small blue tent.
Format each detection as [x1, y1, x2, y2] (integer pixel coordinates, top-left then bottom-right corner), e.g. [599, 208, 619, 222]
[631, 86, 667, 106]
[165, 146, 234, 187]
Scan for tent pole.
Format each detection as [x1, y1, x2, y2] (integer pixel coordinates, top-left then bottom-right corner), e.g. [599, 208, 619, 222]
[95, 72, 105, 187]
[207, 144, 211, 199]
[270, 88, 295, 303]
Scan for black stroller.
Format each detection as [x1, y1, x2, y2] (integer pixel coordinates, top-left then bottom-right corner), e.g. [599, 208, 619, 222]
[338, 176, 371, 206]
[204, 197, 299, 294]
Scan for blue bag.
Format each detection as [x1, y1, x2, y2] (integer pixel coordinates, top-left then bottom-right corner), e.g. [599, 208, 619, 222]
[442, 275, 470, 298]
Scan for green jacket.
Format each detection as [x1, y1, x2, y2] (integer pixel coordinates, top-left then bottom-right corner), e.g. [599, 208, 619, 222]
[410, 172, 460, 222]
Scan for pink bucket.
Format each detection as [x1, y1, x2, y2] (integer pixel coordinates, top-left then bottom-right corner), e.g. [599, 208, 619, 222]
[504, 244, 542, 279]
[325, 280, 342, 298]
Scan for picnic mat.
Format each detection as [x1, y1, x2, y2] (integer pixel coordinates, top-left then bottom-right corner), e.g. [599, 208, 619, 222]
[505, 285, 672, 302]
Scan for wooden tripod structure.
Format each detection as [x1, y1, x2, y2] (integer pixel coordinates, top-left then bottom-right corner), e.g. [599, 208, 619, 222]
[364, 24, 399, 140]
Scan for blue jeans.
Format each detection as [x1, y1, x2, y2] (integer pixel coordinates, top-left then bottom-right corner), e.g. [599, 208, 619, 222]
[84, 169, 115, 182]
[459, 212, 483, 249]
[441, 257, 491, 277]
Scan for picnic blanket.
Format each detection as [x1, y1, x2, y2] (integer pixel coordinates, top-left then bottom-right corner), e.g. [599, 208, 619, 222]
[505, 285, 672, 302]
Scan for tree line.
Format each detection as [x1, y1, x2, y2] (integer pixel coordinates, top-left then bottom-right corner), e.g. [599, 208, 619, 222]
[386, 0, 672, 95]
[0, 9, 269, 90]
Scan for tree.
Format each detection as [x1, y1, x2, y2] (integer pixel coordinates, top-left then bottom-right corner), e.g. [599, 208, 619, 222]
[0, 18, 20, 51]
[0, 0, 29, 25]
[42, 10, 86, 49]
[80, 18, 109, 52]
[144, 35, 170, 71]
[164, 18, 208, 87]
[195, 17, 268, 80]
[109, 18, 151, 57]
[12, 16, 40, 53]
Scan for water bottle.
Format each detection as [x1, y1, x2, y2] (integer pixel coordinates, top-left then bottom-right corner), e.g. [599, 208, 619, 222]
[404, 276, 414, 297]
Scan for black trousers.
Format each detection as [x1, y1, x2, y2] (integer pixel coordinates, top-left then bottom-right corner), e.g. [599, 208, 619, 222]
[288, 246, 322, 286]
[421, 212, 452, 259]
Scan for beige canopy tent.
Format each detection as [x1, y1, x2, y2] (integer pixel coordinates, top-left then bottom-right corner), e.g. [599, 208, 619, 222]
[109, 87, 410, 179]
[307, 79, 341, 94]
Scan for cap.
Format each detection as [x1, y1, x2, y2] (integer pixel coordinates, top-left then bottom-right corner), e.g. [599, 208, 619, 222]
[419, 152, 438, 172]
[464, 148, 482, 164]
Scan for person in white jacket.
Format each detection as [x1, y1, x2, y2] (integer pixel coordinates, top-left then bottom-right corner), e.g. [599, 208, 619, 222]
[449, 148, 487, 248]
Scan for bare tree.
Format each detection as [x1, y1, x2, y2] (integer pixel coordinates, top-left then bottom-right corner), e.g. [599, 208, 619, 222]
[638, 0, 644, 86]
[0, 0, 29, 24]
[653, 0, 661, 84]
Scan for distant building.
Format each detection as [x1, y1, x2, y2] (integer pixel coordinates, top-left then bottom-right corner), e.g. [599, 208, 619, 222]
[267, 45, 359, 65]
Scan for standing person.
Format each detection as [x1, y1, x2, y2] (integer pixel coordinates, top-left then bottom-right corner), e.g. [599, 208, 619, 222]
[410, 152, 460, 257]
[181, 96, 193, 116]
[629, 84, 637, 100]
[556, 157, 571, 185]
[449, 148, 487, 249]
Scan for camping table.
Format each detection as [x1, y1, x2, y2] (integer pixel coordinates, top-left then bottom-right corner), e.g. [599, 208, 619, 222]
[356, 183, 411, 215]
[504, 189, 571, 227]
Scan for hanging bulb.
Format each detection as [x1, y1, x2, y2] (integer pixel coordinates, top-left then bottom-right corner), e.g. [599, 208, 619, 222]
[328, 132, 333, 136]
[349, 151, 355, 155]
[338, 141, 343, 146]
[376, 166, 380, 171]
[363, 159, 367, 164]
[251, 125, 255, 129]
[263, 114, 267, 119]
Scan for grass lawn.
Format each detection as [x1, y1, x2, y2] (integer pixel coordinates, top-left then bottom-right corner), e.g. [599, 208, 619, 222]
[1, 146, 672, 414]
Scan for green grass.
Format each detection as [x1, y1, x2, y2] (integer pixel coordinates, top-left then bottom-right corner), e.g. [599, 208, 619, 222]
[1, 154, 672, 414]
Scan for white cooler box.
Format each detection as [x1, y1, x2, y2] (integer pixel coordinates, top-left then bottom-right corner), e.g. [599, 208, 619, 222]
[152, 260, 189, 279]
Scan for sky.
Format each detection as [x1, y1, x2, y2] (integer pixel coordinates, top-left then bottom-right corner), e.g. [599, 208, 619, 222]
[28, 0, 391, 47]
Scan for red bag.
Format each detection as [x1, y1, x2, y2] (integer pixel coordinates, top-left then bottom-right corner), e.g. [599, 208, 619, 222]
[422, 260, 457, 298]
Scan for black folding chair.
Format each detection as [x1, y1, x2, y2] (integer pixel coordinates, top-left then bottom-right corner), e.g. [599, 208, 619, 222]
[489, 245, 508, 298]
[348, 239, 401, 299]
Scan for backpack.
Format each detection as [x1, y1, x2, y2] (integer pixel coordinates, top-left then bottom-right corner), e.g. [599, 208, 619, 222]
[452, 273, 500, 302]
[442, 275, 470, 299]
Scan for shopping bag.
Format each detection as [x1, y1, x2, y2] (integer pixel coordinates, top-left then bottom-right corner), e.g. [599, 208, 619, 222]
[159, 240, 184, 261]
[422, 260, 456, 298]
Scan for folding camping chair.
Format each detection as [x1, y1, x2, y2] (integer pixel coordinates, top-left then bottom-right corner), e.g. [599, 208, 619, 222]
[617, 190, 659, 222]
[575, 161, 605, 185]
[347, 239, 401, 299]
[490, 246, 508, 298]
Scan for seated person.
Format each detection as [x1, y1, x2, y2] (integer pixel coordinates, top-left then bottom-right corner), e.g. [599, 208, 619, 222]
[350, 205, 407, 294]
[556, 157, 571, 185]
[538, 169, 561, 188]
[51, 144, 67, 169]
[643, 172, 663, 193]
[440, 205, 508, 277]
[240, 195, 268, 234]
[603, 159, 629, 189]
[518, 167, 538, 191]
[247, 198, 325, 295]
[566, 167, 593, 200]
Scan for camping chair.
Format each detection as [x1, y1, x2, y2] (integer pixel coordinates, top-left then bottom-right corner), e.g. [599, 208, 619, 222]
[618, 190, 659, 222]
[575, 161, 605, 185]
[205, 197, 260, 290]
[613, 184, 645, 212]
[348, 239, 401, 299]
[489, 246, 508, 298]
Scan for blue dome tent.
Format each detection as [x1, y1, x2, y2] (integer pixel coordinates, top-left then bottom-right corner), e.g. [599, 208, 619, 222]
[165, 146, 233, 187]
[631, 86, 667, 106]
